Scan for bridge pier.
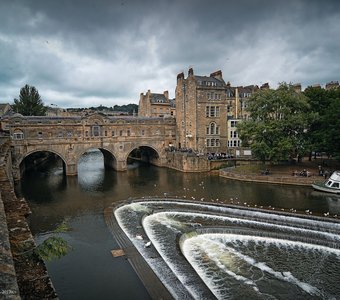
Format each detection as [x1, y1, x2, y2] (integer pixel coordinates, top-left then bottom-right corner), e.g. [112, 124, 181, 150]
[116, 160, 127, 171]
[102, 151, 116, 170]
[65, 163, 77, 176]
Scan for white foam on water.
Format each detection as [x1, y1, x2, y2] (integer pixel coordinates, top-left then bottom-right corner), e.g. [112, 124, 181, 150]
[133, 200, 340, 234]
[147, 210, 340, 243]
[114, 201, 340, 299]
[142, 214, 204, 299]
[182, 233, 340, 298]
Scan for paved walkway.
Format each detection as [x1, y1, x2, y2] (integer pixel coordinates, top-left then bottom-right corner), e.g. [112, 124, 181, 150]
[220, 159, 339, 186]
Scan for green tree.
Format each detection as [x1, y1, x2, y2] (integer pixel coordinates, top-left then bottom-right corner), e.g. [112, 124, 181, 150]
[304, 86, 340, 159]
[13, 84, 47, 116]
[113, 103, 138, 114]
[322, 97, 340, 160]
[238, 83, 313, 163]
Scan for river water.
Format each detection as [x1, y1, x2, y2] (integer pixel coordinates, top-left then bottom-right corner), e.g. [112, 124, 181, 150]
[15, 150, 340, 299]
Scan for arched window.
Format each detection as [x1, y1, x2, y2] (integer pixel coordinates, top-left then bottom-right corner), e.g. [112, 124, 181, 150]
[207, 122, 219, 135]
[92, 123, 100, 137]
[210, 122, 215, 134]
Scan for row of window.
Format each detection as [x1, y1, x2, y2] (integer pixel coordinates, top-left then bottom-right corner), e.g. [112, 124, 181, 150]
[206, 138, 220, 147]
[153, 107, 171, 111]
[207, 92, 222, 100]
[12, 129, 152, 139]
[230, 120, 238, 127]
[200, 81, 218, 87]
[230, 130, 238, 138]
[227, 140, 241, 147]
[240, 93, 252, 98]
[206, 106, 220, 117]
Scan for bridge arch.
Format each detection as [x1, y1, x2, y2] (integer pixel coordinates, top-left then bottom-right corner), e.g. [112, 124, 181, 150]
[125, 144, 161, 167]
[19, 149, 67, 177]
[77, 147, 118, 171]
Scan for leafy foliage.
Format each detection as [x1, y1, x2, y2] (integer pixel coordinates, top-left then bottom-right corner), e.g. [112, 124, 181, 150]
[303, 86, 340, 159]
[113, 103, 138, 114]
[34, 236, 70, 261]
[34, 221, 71, 261]
[13, 84, 47, 116]
[69, 103, 138, 115]
[320, 97, 340, 160]
[238, 83, 313, 162]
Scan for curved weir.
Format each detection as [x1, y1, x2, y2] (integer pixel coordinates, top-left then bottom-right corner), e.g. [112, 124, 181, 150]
[110, 199, 340, 299]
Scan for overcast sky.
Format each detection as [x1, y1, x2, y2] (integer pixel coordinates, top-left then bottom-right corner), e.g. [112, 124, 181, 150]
[1, 0, 339, 108]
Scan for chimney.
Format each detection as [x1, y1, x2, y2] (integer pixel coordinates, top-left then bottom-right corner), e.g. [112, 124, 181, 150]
[260, 83, 270, 90]
[163, 90, 169, 100]
[177, 72, 184, 82]
[188, 67, 194, 77]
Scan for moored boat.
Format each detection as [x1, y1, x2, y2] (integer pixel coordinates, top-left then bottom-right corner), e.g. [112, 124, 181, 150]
[312, 171, 340, 194]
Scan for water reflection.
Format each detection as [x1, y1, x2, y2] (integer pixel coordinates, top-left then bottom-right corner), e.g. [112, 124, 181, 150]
[78, 149, 117, 193]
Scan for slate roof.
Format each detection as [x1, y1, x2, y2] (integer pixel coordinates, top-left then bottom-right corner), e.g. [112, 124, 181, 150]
[150, 93, 170, 104]
[194, 76, 225, 87]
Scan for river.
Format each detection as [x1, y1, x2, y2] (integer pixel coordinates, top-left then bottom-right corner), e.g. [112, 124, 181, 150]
[14, 150, 340, 299]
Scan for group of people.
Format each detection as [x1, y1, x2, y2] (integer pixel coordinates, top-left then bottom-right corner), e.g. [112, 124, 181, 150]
[292, 169, 312, 177]
[207, 152, 233, 160]
[318, 165, 330, 178]
[165, 147, 234, 160]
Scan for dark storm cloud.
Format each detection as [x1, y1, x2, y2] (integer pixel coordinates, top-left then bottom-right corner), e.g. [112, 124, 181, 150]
[0, 0, 339, 107]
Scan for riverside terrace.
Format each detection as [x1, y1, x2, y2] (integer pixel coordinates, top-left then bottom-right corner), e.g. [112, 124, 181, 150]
[8, 113, 176, 179]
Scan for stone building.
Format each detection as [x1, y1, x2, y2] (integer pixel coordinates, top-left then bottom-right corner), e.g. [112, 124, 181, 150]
[139, 90, 175, 118]
[325, 81, 339, 90]
[0, 103, 11, 116]
[0, 103, 13, 132]
[175, 68, 257, 155]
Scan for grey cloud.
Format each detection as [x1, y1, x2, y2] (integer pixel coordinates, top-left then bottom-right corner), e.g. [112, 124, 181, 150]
[0, 0, 339, 107]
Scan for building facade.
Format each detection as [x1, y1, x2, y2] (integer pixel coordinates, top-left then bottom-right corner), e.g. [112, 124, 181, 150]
[139, 90, 175, 118]
[175, 68, 257, 154]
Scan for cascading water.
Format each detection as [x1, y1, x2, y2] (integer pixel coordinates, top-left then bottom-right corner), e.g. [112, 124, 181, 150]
[112, 199, 340, 299]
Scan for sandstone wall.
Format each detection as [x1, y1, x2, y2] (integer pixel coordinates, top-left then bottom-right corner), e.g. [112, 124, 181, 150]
[0, 137, 57, 299]
[165, 152, 210, 172]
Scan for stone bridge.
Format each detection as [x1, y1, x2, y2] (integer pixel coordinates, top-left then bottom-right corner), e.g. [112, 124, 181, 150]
[8, 113, 176, 179]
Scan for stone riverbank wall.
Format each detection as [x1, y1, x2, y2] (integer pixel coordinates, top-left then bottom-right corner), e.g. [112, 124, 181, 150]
[0, 137, 57, 299]
[165, 152, 263, 173]
[165, 151, 211, 172]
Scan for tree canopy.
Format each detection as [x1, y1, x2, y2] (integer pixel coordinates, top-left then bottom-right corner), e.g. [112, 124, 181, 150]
[304, 86, 340, 159]
[13, 84, 47, 116]
[238, 83, 313, 162]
